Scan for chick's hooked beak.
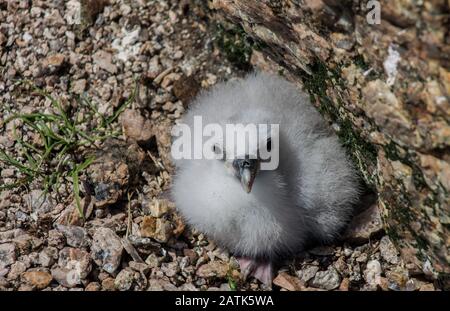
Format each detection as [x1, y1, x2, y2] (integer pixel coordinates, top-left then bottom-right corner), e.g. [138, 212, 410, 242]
[233, 158, 259, 193]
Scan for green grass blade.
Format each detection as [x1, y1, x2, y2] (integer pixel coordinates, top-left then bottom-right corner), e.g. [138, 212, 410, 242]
[106, 82, 137, 125]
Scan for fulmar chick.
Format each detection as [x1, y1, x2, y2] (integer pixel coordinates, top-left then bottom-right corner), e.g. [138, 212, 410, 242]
[172, 72, 360, 285]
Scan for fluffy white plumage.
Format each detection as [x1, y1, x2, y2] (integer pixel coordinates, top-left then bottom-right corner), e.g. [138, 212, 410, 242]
[172, 72, 360, 280]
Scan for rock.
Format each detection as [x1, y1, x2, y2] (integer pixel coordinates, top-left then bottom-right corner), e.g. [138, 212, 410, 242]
[297, 265, 319, 283]
[0, 268, 9, 278]
[56, 198, 94, 226]
[145, 253, 160, 268]
[363, 80, 415, 145]
[273, 272, 304, 291]
[404, 278, 425, 291]
[120, 109, 154, 143]
[333, 256, 348, 275]
[146, 56, 162, 79]
[1, 169, 14, 178]
[172, 75, 201, 105]
[87, 139, 155, 207]
[65, 0, 81, 25]
[71, 79, 87, 94]
[17, 284, 34, 291]
[154, 67, 174, 85]
[129, 261, 150, 275]
[85, 282, 101, 291]
[356, 253, 368, 263]
[56, 225, 90, 248]
[339, 278, 350, 291]
[147, 278, 164, 291]
[101, 277, 116, 291]
[161, 262, 179, 278]
[364, 260, 382, 289]
[379, 236, 399, 264]
[89, 166, 128, 208]
[311, 267, 341, 290]
[40, 53, 67, 76]
[419, 153, 450, 192]
[114, 268, 135, 291]
[38, 247, 58, 267]
[0, 244, 16, 269]
[148, 199, 173, 218]
[93, 50, 117, 74]
[343, 203, 384, 244]
[179, 283, 198, 291]
[1, 168, 14, 178]
[91, 227, 123, 274]
[79, 0, 109, 27]
[140, 216, 172, 243]
[419, 283, 435, 291]
[378, 277, 390, 291]
[111, 26, 141, 62]
[12, 234, 43, 253]
[22, 271, 53, 289]
[148, 278, 178, 291]
[171, 212, 186, 238]
[386, 266, 409, 290]
[204, 73, 217, 86]
[0, 276, 10, 289]
[196, 261, 229, 279]
[121, 238, 144, 263]
[183, 249, 198, 264]
[52, 247, 91, 287]
[343, 248, 353, 257]
[7, 261, 27, 280]
[26, 190, 52, 215]
[58, 248, 91, 278]
[119, 4, 132, 15]
[47, 230, 66, 249]
[114, 267, 147, 291]
[0, 32, 6, 46]
[161, 72, 181, 89]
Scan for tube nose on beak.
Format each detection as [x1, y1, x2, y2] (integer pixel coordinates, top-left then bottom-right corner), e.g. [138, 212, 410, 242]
[240, 168, 253, 193]
[233, 158, 258, 193]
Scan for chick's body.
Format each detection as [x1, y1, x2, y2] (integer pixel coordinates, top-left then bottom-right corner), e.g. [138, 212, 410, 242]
[172, 73, 359, 272]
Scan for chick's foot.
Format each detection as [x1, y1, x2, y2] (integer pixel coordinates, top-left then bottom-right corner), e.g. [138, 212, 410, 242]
[237, 257, 273, 286]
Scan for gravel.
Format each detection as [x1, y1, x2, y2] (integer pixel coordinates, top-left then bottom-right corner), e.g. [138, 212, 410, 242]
[311, 267, 342, 290]
[91, 227, 123, 274]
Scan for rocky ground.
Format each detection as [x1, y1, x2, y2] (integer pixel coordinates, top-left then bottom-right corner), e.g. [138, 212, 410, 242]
[0, 0, 441, 291]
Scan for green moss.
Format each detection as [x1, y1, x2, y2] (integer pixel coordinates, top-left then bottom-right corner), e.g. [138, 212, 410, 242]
[384, 142, 427, 190]
[386, 190, 434, 254]
[338, 118, 377, 164]
[353, 55, 369, 71]
[215, 24, 254, 70]
[391, 202, 414, 223]
[299, 60, 377, 186]
[351, 54, 380, 80]
[386, 226, 401, 242]
[300, 61, 329, 98]
[266, 0, 283, 15]
[413, 233, 430, 251]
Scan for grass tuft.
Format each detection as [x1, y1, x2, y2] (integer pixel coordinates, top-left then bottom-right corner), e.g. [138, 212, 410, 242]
[0, 80, 136, 216]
